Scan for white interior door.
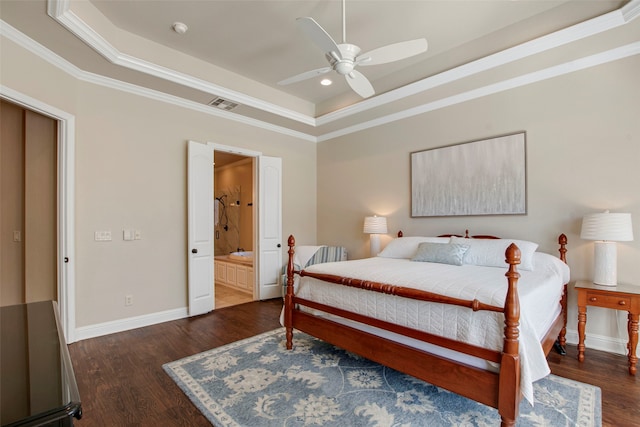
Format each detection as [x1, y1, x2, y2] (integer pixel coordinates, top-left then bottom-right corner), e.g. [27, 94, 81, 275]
[187, 140, 214, 316]
[258, 156, 282, 300]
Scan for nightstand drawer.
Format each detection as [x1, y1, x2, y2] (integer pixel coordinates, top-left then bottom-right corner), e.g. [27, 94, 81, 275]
[586, 292, 631, 309]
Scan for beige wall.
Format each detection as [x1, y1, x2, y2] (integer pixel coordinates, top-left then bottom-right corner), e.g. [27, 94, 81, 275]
[1, 37, 317, 327]
[317, 55, 640, 350]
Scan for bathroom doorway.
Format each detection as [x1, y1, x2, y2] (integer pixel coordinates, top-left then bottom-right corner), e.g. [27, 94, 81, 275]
[213, 151, 255, 308]
[188, 141, 282, 315]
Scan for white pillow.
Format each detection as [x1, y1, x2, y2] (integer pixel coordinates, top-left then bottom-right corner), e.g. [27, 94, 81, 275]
[378, 236, 451, 259]
[450, 236, 538, 271]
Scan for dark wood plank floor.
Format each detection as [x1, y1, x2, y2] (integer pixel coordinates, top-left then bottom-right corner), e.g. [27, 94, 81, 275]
[69, 300, 639, 426]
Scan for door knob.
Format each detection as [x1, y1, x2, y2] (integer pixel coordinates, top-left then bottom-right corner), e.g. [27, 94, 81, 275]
[192, 248, 198, 254]
[277, 244, 281, 248]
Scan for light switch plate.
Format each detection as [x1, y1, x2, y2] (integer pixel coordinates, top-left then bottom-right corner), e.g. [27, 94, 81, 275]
[94, 231, 112, 241]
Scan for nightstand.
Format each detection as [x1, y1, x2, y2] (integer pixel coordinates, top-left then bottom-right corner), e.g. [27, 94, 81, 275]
[575, 280, 640, 375]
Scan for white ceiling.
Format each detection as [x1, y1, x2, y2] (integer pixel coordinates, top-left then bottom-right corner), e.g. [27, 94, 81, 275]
[1, 0, 637, 140]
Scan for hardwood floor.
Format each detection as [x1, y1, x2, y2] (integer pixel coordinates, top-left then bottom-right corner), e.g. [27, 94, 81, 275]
[547, 344, 639, 426]
[69, 300, 639, 426]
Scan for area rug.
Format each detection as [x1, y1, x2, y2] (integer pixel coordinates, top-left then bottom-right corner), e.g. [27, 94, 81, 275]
[163, 328, 601, 427]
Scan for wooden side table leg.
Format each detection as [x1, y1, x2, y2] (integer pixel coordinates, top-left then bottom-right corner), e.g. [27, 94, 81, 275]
[577, 305, 586, 362]
[628, 312, 638, 375]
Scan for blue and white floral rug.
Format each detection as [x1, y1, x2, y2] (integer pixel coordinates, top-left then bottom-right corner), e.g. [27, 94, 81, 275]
[163, 328, 601, 426]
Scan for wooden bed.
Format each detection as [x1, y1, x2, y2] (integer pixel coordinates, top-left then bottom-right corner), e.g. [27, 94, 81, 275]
[284, 230, 568, 427]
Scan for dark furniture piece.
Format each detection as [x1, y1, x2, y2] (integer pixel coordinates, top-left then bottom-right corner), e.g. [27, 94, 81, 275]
[1, 301, 82, 427]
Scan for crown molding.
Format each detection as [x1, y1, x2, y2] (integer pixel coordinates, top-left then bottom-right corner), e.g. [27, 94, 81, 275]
[48, 0, 640, 129]
[4, 0, 640, 145]
[0, 20, 317, 142]
[315, 4, 634, 126]
[317, 41, 640, 142]
[3, 18, 639, 144]
[47, 0, 316, 127]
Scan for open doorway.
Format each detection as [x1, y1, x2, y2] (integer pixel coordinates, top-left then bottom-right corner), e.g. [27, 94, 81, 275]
[0, 89, 74, 343]
[188, 141, 282, 316]
[1, 88, 75, 342]
[213, 151, 255, 308]
[0, 99, 58, 306]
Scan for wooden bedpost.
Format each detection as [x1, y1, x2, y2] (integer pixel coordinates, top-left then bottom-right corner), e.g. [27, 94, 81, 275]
[558, 233, 567, 263]
[285, 235, 295, 350]
[499, 243, 521, 427]
[558, 234, 568, 348]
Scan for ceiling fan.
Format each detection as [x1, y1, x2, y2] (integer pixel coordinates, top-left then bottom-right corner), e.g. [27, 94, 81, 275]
[277, 0, 428, 98]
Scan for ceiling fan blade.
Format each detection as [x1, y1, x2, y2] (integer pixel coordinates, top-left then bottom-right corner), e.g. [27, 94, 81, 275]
[357, 38, 428, 66]
[345, 70, 375, 98]
[296, 17, 342, 59]
[277, 67, 332, 86]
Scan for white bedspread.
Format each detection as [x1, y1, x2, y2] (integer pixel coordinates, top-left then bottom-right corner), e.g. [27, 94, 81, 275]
[295, 252, 569, 404]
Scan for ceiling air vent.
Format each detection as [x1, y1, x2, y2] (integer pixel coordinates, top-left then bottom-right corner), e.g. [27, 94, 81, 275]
[208, 97, 239, 111]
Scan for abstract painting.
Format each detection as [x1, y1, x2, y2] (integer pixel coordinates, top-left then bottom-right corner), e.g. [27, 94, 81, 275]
[411, 132, 526, 217]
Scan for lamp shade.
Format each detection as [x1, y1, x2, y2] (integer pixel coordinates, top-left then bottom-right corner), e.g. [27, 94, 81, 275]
[363, 216, 387, 234]
[580, 211, 634, 242]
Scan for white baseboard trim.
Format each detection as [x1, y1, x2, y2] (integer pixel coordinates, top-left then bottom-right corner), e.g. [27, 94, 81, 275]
[565, 328, 628, 356]
[74, 307, 189, 341]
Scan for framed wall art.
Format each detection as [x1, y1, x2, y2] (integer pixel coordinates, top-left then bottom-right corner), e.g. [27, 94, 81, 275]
[411, 132, 526, 217]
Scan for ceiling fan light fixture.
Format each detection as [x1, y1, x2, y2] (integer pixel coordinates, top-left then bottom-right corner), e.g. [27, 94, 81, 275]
[320, 78, 332, 86]
[278, 0, 428, 99]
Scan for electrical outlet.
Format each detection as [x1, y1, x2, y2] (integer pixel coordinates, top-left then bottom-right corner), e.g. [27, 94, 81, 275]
[125, 295, 133, 306]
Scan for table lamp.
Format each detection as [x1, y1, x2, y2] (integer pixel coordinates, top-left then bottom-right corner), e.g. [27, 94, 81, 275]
[363, 215, 387, 257]
[580, 210, 634, 286]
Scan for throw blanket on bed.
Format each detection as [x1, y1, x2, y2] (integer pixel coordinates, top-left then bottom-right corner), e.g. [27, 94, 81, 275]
[293, 253, 569, 405]
[297, 246, 348, 269]
[281, 246, 348, 283]
[280, 246, 348, 302]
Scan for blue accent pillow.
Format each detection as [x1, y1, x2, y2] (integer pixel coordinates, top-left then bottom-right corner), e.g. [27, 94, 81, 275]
[411, 242, 470, 266]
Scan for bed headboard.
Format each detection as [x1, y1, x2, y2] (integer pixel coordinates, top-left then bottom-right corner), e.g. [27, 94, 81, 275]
[397, 229, 500, 239]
